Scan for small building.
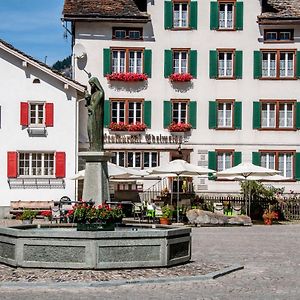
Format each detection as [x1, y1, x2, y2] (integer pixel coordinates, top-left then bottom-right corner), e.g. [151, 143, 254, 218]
[0, 39, 85, 217]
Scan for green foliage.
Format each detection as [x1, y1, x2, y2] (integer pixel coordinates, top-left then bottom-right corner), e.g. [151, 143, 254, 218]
[20, 210, 37, 220]
[161, 205, 173, 218]
[52, 55, 71, 71]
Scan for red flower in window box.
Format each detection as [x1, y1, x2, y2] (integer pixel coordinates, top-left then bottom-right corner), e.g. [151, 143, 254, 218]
[169, 73, 193, 82]
[106, 72, 148, 82]
[168, 122, 192, 132]
[128, 122, 147, 131]
[109, 122, 129, 131]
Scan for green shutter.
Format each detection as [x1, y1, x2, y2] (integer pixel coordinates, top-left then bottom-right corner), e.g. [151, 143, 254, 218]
[189, 50, 197, 78]
[253, 102, 261, 129]
[296, 102, 300, 129]
[208, 151, 217, 180]
[210, 1, 218, 30]
[190, 1, 198, 29]
[103, 48, 111, 76]
[235, 1, 244, 30]
[163, 101, 172, 128]
[252, 152, 261, 166]
[253, 51, 262, 79]
[164, 0, 173, 29]
[144, 101, 152, 128]
[104, 100, 110, 127]
[143, 49, 152, 78]
[296, 51, 300, 78]
[209, 101, 217, 129]
[189, 101, 197, 129]
[234, 101, 242, 129]
[295, 153, 300, 181]
[235, 50, 243, 79]
[209, 50, 218, 79]
[164, 50, 173, 78]
[234, 152, 242, 166]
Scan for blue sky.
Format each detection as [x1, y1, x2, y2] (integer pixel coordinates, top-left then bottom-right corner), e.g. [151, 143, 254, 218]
[0, 0, 71, 66]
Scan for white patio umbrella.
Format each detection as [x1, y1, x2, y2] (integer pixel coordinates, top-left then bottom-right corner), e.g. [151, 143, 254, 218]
[147, 159, 215, 222]
[70, 162, 148, 180]
[217, 162, 280, 215]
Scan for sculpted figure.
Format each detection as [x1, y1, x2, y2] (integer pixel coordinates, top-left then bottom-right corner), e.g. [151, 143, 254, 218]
[84, 77, 104, 151]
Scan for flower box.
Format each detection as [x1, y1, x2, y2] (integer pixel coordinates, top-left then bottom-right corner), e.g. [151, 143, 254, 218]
[168, 122, 192, 132]
[109, 122, 147, 132]
[107, 72, 148, 82]
[76, 222, 115, 231]
[169, 73, 193, 82]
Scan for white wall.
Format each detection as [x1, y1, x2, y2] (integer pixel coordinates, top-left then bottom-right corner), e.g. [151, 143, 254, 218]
[0, 49, 78, 206]
[73, 0, 300, 194]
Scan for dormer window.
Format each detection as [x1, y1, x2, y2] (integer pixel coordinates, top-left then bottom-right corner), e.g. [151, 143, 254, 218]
[264, 29, 294, 42]
[112, 28, 143, 40]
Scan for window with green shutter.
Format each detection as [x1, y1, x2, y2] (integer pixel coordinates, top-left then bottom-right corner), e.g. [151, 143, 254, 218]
[252, 152, 261, 166]
[235, 51, 243, 79]
[164, 1, 173, 29]
[143, 49, 152, 78]
[103, 48, 111, 76]
[144, 101, 152, 128]
[189, 1, 198, 29]
[208, 151, 217, 180]
[295, 153, 300, 181]
[189, 101, 197, 128]
[163, 101, 172, 128]
[234, 101, 242, 129]
[209, 101, 217, 129]
[253, 51, 262, 79]
[209, 50, 218, 78]
[164, 50, 173, 78]
[189, 50, 197, 78]
[296, 51, 300, 78]
[253, 102, 261, 129]
[104, 100, 111, 127]
[234, 152, 242, 166]
[210, 2, 218, 30]
[296, 102, 300, 129]
[235, 1, 244, 30]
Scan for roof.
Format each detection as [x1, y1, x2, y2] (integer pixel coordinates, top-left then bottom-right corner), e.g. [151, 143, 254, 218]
[62, 0, 149, 22]
[259, 0, 300, 23]
[0, 39, 86, 92]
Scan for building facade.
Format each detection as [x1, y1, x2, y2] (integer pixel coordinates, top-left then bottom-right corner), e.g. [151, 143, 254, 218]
[63, 0, 300, 195]
[0, 39, 85, 216]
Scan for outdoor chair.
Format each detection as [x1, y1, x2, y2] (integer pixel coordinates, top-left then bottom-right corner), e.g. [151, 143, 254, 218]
[133, 203, 144, 221]
[213, 202, 224, 214]
[232, 205, 242, 215]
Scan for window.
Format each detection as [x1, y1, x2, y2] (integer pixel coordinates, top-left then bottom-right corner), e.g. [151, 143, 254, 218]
[217, 101, 233, 128]
[172, 100, 188, 123]
[219, 2, 234, 29]
[264, 29, 294, 42]
[112, 28, 143, 40]
[111, 151, 159, 168]
[19, 152, 54, 177]
[216, 150, 233, 171]
[173, 2, 188, 28]
[260, 151, 294, 178]
[20, 102, 53, 127]
[260, 101, 295, 129]
[173, 50, 188, 74]
[261, 50, 295, 79]
[164, 0, 197, 30]
[111, 99, 143, 124]
[111, 48, 144, 74]
[218, 51, 233, 78]
[29, 103, 44, 126]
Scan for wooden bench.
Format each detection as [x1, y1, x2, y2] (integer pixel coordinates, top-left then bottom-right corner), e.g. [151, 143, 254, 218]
[10, 200, 55, 218]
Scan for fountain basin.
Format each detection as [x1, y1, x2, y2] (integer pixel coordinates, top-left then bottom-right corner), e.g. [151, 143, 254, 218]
[0, 224, 191, 269]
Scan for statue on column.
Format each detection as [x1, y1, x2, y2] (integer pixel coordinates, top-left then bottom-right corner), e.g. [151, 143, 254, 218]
[84, 77, 104, 151]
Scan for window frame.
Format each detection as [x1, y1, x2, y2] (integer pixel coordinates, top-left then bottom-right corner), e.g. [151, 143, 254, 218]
[217, 48, 236, 79]
[112, 27, 143, 40]
[110, 47, 145, 74]
[259, 150, 296, 179]
[217, 0, 236, 31]
[259, 100, 296, 131]
[264, 29, 294, 43]
[171, 48, 190, 74]
[28, 101, 45, 127]
[260, 49, 296, 80]
[171, 99, 190, 123]
[215, 149, 234, 172]
[172, 0, 190, 30]
[216, 99, 235, 130]
[18, 151, 55, 178]
[110, 98, 144, 125]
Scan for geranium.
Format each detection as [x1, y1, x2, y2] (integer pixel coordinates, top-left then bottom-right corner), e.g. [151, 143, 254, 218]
[109, 122, 129, 131]
[107, 72, 148, 82]
[128, 122, 147, 131]
[263, 208, 279, 225]
[168, 122, 192, 132]
[40, 210, 52, 218]
[169, 73, 193, 82]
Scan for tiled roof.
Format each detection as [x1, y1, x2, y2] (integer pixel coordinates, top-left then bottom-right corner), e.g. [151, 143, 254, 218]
[62, 0, 149, 21]
[0, 39, 85, 91]
[259, 0, 300, 20]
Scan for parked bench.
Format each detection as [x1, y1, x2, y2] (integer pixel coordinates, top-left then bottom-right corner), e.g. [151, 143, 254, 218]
[10, 200, 55, 218]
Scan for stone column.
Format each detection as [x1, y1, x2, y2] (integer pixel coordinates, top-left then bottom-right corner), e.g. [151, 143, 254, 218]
[79, 151, 112, 206]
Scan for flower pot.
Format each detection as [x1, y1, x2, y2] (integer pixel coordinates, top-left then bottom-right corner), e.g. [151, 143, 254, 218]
[159, 217, 171, 225]
[22, 219, 33, 225]
[76, 222, 115, 231]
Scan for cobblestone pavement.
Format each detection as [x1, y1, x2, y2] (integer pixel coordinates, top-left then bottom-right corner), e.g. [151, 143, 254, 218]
[1, 223, 300, 299]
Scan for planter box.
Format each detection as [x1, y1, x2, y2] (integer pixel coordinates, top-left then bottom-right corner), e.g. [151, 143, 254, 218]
[76, 222, 115, 231]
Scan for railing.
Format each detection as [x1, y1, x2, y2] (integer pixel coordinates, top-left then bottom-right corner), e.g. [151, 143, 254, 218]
[139, 178, 168, 204]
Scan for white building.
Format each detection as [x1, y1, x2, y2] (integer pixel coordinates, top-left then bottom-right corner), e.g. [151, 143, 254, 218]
[0, 39, 85, 216]
[63, 0, 300, 195]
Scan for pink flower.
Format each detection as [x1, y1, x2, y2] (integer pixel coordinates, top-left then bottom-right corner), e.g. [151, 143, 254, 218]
[169, 73, 193, 82]
[168, 122, 192, 132]
[107, 73, 148, 82]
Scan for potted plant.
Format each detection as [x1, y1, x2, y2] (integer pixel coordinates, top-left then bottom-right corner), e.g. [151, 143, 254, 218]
[168, 122, 192, 132]
[40, 210, 52, 222]
[169, 73, 193, 82]
[20, 209, 37, 224]
[160, 205, 172, 225]
[106, 72, 148, 82]
[263, 208, 279, 225]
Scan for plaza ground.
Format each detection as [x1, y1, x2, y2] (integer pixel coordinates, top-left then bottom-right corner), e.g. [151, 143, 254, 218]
[0, 223, 300, 299]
